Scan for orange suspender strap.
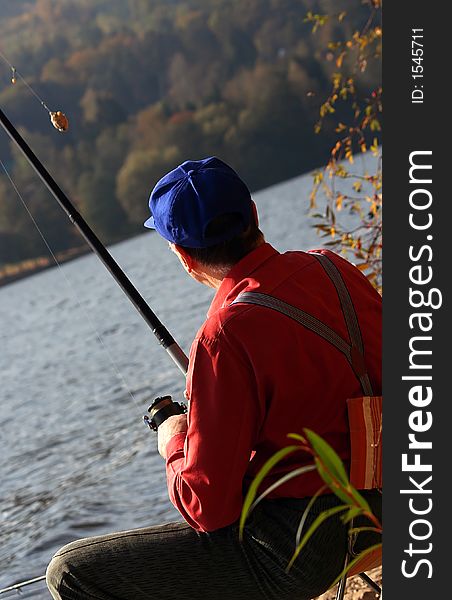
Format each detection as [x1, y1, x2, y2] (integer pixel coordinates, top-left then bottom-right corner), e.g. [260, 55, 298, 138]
[347, 395, 382, 490]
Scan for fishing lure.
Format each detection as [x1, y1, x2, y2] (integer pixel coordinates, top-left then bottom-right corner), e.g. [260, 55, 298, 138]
[50, 110, 69, 132]
[1, 51, 69, 132]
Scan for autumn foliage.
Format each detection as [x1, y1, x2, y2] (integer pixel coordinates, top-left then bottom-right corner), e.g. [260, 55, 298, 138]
[0, 0, 381, 271]
[306, 0, 382, 292]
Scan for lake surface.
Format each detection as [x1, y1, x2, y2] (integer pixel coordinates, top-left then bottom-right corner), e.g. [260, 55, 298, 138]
[0, 154, 376, 597]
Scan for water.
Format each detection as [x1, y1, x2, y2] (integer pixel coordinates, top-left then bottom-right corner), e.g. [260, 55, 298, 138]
[0, 155, 377, 596]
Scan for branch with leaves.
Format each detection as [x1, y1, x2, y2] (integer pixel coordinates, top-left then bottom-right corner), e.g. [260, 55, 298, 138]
[239, 429, 382, 587]
[306, 1, 382, 293]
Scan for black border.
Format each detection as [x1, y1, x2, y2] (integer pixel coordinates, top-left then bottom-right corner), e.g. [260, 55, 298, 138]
[384, 3, 448, 596]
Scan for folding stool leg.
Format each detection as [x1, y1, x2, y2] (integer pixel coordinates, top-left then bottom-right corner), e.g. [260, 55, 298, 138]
[358, 572, 381, 595]
[335, 552, 349, 600]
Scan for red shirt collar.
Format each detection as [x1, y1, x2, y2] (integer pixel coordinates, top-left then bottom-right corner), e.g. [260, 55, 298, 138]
[207, 242, 279, 318]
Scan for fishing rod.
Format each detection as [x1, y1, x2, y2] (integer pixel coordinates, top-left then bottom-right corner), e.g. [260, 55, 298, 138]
[0, 106, 189, 375]
[0, 575, 46, 596]
[0, 55, 190, 594]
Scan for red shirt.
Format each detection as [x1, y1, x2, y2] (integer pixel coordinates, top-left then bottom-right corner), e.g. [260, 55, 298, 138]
[165, 243, 382, 532]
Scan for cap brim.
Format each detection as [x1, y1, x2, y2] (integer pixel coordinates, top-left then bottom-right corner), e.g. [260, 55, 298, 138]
[144, 215, 156, 229]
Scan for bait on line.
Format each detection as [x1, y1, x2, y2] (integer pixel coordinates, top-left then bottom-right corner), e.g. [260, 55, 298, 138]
[0, 47, 189, 595]
[1, 49, 69, 132]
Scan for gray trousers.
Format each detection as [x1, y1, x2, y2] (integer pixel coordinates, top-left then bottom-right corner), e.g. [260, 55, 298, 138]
[46, 493, 381, 600]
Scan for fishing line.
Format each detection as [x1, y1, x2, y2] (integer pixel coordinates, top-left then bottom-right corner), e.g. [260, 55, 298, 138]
[0, 158, 144, 414]
[0, 48, 51, 112]
[0, 158, 150, 592]
[1, 44, 144, 413]
[0, 47, 188, 597]
[0, 49, 69, 131]
[0, 101, 189, 373]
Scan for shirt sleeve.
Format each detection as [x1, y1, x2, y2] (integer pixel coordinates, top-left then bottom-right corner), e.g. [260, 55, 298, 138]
[165, 328, 262, 532]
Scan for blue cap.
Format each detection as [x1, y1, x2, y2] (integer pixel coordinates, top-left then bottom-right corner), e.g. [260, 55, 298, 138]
[144, 156, 252, 248]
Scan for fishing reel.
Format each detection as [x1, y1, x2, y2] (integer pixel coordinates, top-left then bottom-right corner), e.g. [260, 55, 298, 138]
[143, 395, 187, 432]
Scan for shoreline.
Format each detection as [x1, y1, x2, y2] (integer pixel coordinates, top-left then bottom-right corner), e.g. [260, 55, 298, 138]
[0, 246, 91, 288]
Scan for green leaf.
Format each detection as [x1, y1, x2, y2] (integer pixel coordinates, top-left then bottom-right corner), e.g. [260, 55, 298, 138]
[287, 432, 307, 444]
[295, 485, 329, 546]
[239, 445, 299, 539]
[251, 465, 317, 510]
[286, 505, 349, 571]
[348, 526, 382, 536]
[304, 429, 349, 486]
[315, 463, 355, 505]
[342, 506, 363, 524]
[348, 486, 371, 512]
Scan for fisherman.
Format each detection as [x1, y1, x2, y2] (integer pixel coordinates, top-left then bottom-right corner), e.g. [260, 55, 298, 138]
[46, 156, 382, 600]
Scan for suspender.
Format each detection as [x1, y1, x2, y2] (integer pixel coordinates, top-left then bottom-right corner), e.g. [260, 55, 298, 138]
[230, 252, 374, 397]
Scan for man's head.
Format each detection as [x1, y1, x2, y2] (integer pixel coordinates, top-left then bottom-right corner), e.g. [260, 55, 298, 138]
[145, 157, 264, 287]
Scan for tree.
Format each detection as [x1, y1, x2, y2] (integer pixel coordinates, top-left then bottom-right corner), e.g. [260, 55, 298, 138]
[306, 0, 382, 292]
[116, 146, 180, 225]
[78, 169, 131, 242]
[0, 0, 382, 270]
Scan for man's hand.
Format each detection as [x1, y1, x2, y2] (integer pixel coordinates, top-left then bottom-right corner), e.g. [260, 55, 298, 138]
[157, 414, 188, 459]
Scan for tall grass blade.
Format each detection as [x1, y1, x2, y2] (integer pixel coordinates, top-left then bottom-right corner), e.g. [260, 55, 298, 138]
[286, 505, 349, 572]
[250, 465, 317, 512]
[328, 543, 382, 588]
[305, 429, 349, 486]
[239, 445, 299, 539]
[295, 484, 328, 546]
